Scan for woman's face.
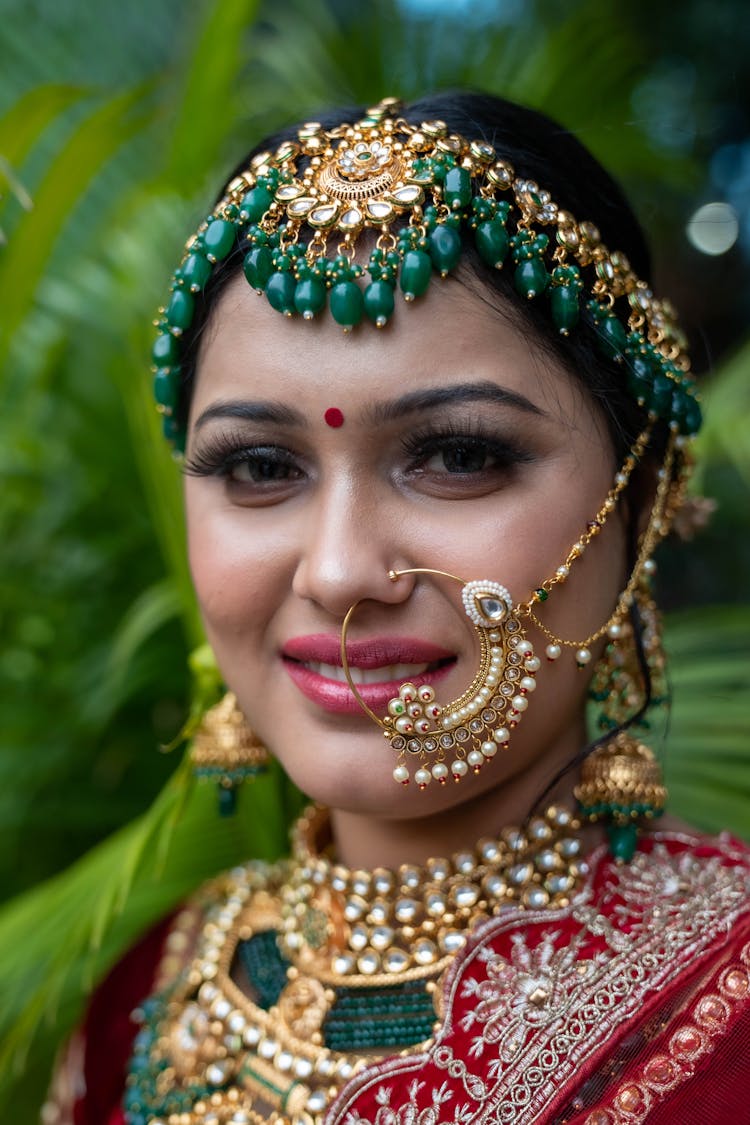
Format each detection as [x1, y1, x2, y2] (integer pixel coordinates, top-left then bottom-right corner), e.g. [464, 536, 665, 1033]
[184, 273, 625, 817]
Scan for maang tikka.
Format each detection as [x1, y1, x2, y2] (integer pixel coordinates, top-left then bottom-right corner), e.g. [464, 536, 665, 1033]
[152, 98, 701, 454]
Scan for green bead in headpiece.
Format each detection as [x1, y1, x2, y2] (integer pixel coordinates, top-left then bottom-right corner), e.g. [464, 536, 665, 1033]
[549, 264, 583, 334]
[511, 228, 550, 299]
[151, 97, 701, 453]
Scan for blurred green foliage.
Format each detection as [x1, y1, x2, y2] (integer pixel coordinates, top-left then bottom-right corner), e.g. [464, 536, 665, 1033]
[0, 3, 748, 1112]
[1, 0, 748, 895]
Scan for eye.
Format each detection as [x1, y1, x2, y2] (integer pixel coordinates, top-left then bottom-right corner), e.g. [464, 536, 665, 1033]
[402, 426, 533, 478]
[423, 439, 497, 474]
[183, 437, 306, 496]
[227, 450, 303, 484]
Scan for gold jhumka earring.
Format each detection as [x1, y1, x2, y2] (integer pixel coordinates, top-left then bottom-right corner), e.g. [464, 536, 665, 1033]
[572, 568, 670, 861]
[575, 730, 668, 862]
[190, 692, 270, 816]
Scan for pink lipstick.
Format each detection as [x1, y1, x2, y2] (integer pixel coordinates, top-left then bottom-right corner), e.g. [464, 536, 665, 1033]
[282, 634, 455, 715]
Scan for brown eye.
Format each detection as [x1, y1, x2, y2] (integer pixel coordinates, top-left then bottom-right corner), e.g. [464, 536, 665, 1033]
[229, 456, 301, 483]
[183, 439, 305, 488]
[402, 426, 533, 480]
[427, 442, 491, 474]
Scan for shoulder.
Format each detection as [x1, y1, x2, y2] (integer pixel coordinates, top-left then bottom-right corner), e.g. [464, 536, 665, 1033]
[609, 823, 750, 876]
[615, 827, 750, 915]
[46, 864, 277, 1125]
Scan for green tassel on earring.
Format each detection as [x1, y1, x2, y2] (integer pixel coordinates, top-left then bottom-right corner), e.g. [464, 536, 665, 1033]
[190, 691, 269, 817]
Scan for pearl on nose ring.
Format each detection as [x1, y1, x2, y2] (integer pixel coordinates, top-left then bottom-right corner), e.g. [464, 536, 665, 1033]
[341, 567, 537, 791]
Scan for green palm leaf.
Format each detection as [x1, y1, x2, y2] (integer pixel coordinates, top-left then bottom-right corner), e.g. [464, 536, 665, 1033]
[664, 605, 750, 838]
[163, 0, 262, 186]
[694, 339, 750, 487]
[0, 755, 303, 1111]
[0, 86, 152, 375]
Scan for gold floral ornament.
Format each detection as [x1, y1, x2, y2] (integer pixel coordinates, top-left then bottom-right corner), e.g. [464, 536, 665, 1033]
[151, 97, 702, 452]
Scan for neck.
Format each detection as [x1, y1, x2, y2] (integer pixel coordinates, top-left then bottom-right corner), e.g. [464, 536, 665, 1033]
[328, 718, 599, 869]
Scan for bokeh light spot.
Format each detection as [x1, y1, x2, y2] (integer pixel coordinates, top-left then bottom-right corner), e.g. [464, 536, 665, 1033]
[686, 202, 739, 255]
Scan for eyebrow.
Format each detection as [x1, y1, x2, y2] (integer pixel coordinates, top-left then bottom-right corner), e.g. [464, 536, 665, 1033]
[193, 380, 546, 432]
[365, 381, 546, 425]
[194, 399, 307, 430]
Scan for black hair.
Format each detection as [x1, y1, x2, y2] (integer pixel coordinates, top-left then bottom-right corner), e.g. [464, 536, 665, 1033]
[176, 90, 672, 789]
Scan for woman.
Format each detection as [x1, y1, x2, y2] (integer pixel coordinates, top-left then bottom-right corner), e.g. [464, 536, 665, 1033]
[50, 93, 749, 1124]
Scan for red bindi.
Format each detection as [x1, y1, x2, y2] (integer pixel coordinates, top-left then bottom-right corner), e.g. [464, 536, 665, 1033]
[324, 407, 344, 428]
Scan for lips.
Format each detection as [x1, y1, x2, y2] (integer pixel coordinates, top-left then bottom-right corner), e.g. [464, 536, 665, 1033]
[282, 634, 456, 715]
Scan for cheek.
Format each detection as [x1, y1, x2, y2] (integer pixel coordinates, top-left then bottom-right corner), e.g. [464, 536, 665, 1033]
[438, 474, 623, 611]
[185, 489, 278, 637]
[434, 464, 628, 695]
[545, 512, 628, 636]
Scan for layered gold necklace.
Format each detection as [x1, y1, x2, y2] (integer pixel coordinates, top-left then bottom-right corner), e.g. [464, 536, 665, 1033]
[280, 804, 584, 982]
[125, 804, 586, 1124]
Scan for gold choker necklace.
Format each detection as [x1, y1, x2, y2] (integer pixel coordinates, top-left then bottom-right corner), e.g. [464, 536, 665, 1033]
[279, 804, 585, 983]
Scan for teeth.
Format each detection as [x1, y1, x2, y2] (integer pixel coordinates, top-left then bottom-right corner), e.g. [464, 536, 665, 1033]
[306, 661, 430, 685]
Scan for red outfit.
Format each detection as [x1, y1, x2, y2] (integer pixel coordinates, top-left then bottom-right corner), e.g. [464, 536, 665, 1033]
[58, 832, 750, 1125]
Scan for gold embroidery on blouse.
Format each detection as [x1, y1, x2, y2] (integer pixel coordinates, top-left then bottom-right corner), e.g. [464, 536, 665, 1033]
[331, 843, 750, 1125]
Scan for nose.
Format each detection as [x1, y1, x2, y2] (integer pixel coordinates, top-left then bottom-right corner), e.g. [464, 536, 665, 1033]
[291, 477, 415, 619]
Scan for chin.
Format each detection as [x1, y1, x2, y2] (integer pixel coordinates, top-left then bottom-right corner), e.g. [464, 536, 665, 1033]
[274, 731, 497, 821]
[275, 735, 402, 812]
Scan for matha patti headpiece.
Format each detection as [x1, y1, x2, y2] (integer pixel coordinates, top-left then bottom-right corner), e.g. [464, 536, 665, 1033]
[152, 97, 701, 452]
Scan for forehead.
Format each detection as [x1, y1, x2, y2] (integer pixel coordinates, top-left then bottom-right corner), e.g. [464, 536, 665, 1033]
[191, 271, 594, 428]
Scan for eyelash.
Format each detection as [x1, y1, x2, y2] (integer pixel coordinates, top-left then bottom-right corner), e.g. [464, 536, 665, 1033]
[183, 432, 300, 479]
[183, 424, 533, 483]
[401, 423, 533, 474]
